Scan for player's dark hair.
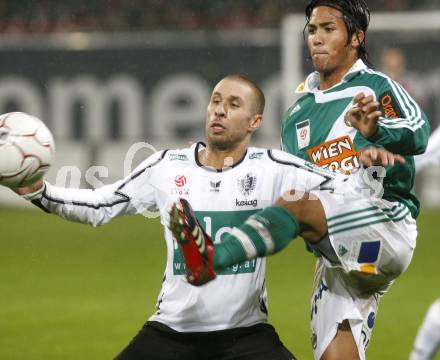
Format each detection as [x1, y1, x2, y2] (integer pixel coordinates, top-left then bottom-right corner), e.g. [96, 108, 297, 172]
[304, 0, 371, 66]
[224, 74, 265, 115]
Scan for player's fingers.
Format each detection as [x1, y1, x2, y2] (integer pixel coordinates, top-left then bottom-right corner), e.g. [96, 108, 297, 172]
[387, 151, 394, 166]
[361, 155, 372, 167]
[361, 147, 377, 167]
[366, 111, 382, 122]
[379, 149, 389, 166]
[360, 151, 370, 167]
[351, 105, 362, 112]
[347, 106, 362, 118]
[369, 147, 378, 161]
[360, 95, 375, 105]
[393, 153, 406, 164]
[375, 149, 406, 167]
[362, 101, 380, 113]
[352, 92, 365, 104]
[345, 107, 360, 126]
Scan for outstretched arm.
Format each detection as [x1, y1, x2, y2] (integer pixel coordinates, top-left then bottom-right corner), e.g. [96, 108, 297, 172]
[11, 176, 150, 227]
[10, 151, 165, 227]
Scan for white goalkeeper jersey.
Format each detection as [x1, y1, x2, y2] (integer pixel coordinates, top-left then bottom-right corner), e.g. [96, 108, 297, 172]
[35, 142, 331, 332]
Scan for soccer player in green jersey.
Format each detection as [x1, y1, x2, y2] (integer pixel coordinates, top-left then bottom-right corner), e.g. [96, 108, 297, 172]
[281, 2, 429, 357]
[171, 1, 430, 359]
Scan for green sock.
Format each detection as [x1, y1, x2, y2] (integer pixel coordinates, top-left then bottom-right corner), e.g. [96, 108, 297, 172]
[213, 206, 300, 270]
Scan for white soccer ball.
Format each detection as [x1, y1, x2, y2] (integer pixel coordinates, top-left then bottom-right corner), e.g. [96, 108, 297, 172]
[0, 112, 55, 188]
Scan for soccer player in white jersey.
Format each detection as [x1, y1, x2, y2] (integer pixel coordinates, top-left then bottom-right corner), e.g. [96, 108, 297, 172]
[9, 74, 307, 360]
[410, 129, 440, 360]
[409, 298, 440, 360]
[170, 1, 429, 360]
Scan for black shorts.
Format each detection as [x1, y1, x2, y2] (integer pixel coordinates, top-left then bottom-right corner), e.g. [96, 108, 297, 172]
[114, 321, 296, 360]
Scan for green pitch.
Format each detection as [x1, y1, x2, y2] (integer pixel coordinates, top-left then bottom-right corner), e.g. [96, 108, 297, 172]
[1, 207, 439, 359]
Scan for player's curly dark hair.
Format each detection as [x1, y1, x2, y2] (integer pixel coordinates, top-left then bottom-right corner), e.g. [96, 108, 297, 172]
[304, 0, 371, 66]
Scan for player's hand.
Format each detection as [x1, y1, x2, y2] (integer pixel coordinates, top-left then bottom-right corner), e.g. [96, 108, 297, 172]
[13, 180, 44, 195]
[345, 93, 382, 138]
[360, 147, 405, 167]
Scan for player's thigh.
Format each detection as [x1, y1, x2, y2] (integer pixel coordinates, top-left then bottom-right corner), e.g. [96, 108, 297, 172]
[312, 189, 416, 286]
[225, 323, 296, 360]
[311, 261, 379, 360]
[114, 322, 195, 360]
[321, 320, 359, 360]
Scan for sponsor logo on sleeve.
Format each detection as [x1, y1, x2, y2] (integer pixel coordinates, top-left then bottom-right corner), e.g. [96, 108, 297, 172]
[379, 91, 403, 119]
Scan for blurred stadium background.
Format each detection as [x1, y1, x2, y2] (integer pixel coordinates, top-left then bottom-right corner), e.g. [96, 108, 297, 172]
[1, 1, 440, 359]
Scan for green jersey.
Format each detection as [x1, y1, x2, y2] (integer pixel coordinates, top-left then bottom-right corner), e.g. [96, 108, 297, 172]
[281, 60, 430, 218]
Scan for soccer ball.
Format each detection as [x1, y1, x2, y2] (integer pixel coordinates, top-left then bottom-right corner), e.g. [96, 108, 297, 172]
[0, 112, 55, 188]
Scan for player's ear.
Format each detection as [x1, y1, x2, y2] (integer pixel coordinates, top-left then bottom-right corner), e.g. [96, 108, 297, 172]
[248, 114, 263, 133]
[351, 30, 364, 50]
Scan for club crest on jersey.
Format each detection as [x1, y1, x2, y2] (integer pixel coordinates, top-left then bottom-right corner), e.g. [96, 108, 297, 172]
[238, 173, 257, 197]
[296, 120, 310, 149]
[306, 135, 360, 172]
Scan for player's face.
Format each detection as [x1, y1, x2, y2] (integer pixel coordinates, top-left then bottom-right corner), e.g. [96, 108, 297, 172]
[307, 6, 357, 78]
[206, 78, 258, 149]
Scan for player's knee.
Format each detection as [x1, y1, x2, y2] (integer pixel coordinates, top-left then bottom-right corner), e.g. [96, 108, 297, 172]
[381, 241, 414, 279]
